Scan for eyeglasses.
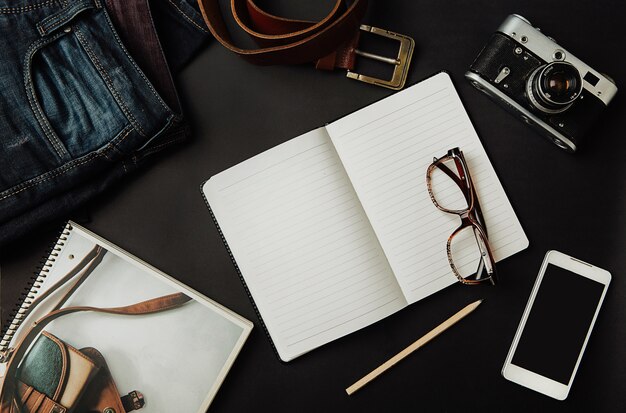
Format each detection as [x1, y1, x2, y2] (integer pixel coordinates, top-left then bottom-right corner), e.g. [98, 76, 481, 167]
[426, 147, 497, 285]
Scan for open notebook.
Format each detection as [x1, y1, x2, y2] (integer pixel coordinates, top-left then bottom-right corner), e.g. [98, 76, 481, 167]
[0, 222, 252, 412]
[202, 72, 528, 362]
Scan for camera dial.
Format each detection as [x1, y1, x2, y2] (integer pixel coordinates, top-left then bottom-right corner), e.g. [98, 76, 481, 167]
[526, 61, 582, 113]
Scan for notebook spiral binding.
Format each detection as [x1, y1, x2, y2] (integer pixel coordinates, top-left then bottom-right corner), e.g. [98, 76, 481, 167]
[0, 222, 73, 359]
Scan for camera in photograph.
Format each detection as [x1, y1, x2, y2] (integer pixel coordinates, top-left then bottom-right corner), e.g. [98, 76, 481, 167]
[465, 14, 617, 152]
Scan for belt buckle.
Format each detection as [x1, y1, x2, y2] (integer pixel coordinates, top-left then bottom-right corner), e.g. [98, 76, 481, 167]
[347, 25, 415, 90]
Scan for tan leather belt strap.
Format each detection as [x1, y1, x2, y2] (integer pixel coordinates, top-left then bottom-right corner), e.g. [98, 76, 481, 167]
[197, 0, 367, 69]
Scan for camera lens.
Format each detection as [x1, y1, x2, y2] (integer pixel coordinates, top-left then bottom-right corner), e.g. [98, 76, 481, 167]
[527, 62, 582, 113]
[542, 65, 579, 102]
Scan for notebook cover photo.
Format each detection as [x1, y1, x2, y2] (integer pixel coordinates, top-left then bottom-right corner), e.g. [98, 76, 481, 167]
[0, 222, 253, 413]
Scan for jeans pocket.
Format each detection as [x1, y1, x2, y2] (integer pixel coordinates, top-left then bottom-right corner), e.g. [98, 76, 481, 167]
[24, 6, 129, 162]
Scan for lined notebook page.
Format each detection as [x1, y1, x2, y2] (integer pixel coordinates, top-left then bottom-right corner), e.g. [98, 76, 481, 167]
[203, 128, 406, 361]
[327, 73, 529, 303]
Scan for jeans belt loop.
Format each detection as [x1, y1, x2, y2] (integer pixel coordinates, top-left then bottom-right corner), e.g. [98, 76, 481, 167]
[36, 0, 101, 37]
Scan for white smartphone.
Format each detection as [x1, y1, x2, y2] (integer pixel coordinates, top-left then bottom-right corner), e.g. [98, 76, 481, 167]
[502, 250, 611, 400]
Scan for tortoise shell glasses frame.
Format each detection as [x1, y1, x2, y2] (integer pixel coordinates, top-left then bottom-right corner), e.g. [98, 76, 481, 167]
[426, 147, 497, 285]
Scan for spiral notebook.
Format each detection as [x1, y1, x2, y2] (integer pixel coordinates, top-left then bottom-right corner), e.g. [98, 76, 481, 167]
[202, 72, 529, 362]
[0, 222, 252, 412]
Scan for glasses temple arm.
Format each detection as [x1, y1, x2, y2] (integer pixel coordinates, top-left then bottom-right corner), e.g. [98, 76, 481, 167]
[469, 186, 488, 237]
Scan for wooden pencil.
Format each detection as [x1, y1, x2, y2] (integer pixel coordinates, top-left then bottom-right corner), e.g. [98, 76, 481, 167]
[345, 299, 483, 395]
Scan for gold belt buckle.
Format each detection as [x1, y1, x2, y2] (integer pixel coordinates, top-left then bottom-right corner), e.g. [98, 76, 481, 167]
[347, 25, 415, 90]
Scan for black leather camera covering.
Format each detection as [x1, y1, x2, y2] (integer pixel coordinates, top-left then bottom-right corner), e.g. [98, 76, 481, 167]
[468, 33, 606, 148]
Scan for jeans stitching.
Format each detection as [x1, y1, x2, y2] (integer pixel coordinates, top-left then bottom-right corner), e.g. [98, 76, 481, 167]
[0, 152, 101, 202]
[38, 15, 65, 36]
[73, 26, 147, 137]
[1, 120, 134, 200]
[137, 133, 186, 157]
[101, 124, 133, 160]
[101, 8, 171, 113]
[167, 0, 208, 33]
[140, 1, 183, 117]
[38, 7, 68, 32]
[39, 1, 94, 35]
[0, 0, 56, 14]
[23, 34, 69, 160]
[110, 124, 135, 151]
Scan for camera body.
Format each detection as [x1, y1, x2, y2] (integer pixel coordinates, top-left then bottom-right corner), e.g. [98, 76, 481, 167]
[466, 14, 617, 152]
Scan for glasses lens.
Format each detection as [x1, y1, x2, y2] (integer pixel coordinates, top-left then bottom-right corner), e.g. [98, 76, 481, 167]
[429, 157, 470, 212]
[449, 226, 494, 283]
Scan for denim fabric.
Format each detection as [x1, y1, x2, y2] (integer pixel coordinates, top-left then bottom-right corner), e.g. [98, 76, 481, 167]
[106, 0, 182, 113]
[151, 0, 210, 73]
[0, 0, 204, 245]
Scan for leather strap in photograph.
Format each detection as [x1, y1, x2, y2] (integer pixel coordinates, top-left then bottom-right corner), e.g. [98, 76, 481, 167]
[196, 0, 415, 89]
[0, 246, 191, 413]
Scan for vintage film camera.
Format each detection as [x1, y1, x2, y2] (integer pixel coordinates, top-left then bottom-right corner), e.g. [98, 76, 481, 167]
[465, 14, 617, 152]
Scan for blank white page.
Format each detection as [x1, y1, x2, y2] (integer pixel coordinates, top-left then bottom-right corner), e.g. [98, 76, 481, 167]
[203, 128, 406, 361]
[327, 72, 529, 303]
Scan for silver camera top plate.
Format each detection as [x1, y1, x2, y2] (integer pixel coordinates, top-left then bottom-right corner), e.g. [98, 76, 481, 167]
[498, 14, 617, 105]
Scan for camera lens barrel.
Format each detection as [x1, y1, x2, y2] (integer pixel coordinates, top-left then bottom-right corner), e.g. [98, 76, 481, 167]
[527, 62, 582, 113]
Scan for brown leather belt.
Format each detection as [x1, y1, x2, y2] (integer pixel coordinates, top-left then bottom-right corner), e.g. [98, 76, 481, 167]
[196, 0, 414, 89]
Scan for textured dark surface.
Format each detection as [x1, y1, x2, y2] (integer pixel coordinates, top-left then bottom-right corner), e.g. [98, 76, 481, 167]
[2, 1, 625, 411]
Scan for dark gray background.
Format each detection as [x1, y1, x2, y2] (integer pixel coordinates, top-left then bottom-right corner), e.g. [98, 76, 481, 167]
[2, 1, 625, 411]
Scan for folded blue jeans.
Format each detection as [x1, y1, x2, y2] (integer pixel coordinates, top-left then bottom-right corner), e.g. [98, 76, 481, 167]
[0, 0, 208, 246]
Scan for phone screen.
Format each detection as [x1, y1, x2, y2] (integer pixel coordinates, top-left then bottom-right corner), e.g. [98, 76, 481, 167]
[511, 264, 605, 384]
